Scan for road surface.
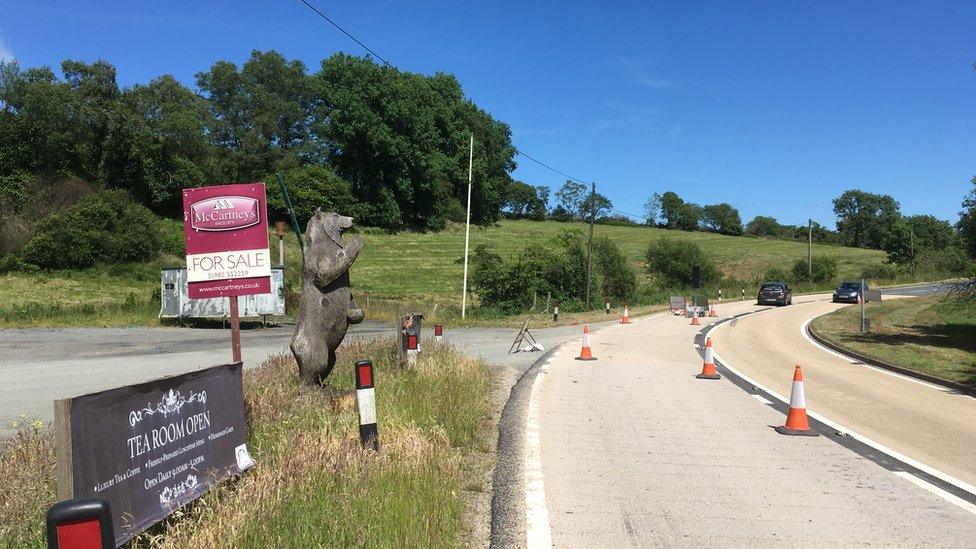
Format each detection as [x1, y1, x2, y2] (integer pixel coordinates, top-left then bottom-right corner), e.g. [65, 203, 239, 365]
[518, 298, 976, 546]
[0, 318, 613, 436]
[708, 292, 976, 489]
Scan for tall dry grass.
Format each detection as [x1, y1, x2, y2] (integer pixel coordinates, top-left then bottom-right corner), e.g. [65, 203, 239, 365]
[0, 337, 491, 548]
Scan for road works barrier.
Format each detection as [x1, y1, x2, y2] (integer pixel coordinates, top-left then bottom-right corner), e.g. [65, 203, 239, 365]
[575, 325, 597, 361]
[696, 338, 721, 379]
[775, 365, 819, 437]
[621, 304, 631, 324]
[355, 360, 379, 451]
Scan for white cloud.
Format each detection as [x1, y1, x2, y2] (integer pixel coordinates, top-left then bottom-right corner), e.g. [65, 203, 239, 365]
[0, 30, 14, 63]
[632, 69, 674, 89]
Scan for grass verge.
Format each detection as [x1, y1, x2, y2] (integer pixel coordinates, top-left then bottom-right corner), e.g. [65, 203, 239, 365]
[0, 337, 492, 548]
[810, 295, 976, 387]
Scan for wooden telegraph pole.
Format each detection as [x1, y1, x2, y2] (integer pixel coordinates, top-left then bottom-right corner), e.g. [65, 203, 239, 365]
[584, 182, 596, 309]
[807, 219, 812, 278]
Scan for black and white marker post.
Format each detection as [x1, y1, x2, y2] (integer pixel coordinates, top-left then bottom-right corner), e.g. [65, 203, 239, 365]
[355, 360, 379, 451]
[553, 301, 560, 322]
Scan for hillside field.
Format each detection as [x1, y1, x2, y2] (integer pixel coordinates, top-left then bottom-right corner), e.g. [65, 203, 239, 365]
[0, 219, 888, 327]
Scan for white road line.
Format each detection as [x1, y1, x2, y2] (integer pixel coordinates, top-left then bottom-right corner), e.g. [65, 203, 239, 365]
[751, 394, 773, 405]
[525, 352, 553, 548]
[706, 324, 976, 502]
[800, 316, 950, 393]
[893, 472, 976, 517]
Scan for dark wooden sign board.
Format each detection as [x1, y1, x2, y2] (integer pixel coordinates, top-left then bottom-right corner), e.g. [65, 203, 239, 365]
[55, 363, 252, 546]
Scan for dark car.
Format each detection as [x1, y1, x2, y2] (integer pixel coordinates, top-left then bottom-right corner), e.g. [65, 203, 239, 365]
[833, 281, 868, 303]
[757, 282, 792, 306]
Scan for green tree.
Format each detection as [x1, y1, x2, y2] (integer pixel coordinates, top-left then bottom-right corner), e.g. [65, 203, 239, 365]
[833, 189, 901, 249]
[266, 165, 358, 226]
[701, 203, 743, 235]
[658, 191, 684, 228]
[790, 255, 838, 284]
[555, 180, 587, 219]
[745, 215, 782, 237]
[502, 180, 540, 218]
[674, 203, 701, 231]
[958, 176, 976, 258]
[643, 193, 661, 225]
[529, 185, 550, 220]
[581, 192, 613, 219]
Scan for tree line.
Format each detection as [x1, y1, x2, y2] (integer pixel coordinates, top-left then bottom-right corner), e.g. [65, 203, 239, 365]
[0, 51, 515, 235]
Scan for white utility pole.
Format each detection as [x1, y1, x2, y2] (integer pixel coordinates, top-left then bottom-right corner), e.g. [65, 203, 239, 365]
[461, 134, 474, 319]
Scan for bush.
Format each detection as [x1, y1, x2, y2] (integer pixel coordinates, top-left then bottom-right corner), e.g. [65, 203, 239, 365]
[22, 190, 162, 269]
[917, 246, 973, 277]
[790, 255, 838, 284]
[645, 238, 720, 287]
[593, 237, 636, 300]
[158, 218, 185, 257]
[760, 267, 791, 283]
[860, 262, 901, 281]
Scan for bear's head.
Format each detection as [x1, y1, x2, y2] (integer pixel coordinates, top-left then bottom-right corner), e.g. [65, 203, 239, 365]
[307, 209, 354, 246]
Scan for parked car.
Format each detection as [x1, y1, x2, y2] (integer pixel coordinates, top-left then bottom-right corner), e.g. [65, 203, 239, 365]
[757, 282, 792, 306]
[833, 281, 868, 303]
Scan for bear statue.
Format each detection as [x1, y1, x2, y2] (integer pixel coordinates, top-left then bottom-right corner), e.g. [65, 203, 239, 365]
[290, 210, 365, 386]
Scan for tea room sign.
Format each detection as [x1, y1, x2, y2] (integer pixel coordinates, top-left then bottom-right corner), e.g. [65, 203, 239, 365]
[54, 363, 253, 546]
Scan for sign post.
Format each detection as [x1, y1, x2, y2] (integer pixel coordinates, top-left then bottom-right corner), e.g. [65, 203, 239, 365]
[183, 183, 271, 364]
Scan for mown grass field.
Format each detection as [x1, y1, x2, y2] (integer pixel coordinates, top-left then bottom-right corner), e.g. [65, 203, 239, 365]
[810, 295, 976, 387]
[0, 219, 889, 328]
[0, 338, 492, 548]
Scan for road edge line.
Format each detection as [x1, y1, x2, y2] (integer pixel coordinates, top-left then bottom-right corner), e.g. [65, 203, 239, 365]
[701, 315, 976, 506]
[803, 314, 976, 397]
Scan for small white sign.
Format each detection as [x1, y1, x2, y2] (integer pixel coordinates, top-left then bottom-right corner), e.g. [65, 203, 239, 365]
[235, 444, 255, 471]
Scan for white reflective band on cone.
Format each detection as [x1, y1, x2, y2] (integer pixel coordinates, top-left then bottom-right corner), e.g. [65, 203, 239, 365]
[704, 346, 713, 364]
[357, 388, 376, 425]
[582, 332, 590, 346]
[789, 381, 806, 409]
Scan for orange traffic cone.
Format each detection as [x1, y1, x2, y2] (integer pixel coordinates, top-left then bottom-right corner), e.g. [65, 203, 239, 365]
[621, 304, 631, 324]
[708, 304, 717, 317]
[575, 325, 597, 361]
[775, 365, 819, 437]
[696, 338, 721, 379]
[690, 311, 700, 326]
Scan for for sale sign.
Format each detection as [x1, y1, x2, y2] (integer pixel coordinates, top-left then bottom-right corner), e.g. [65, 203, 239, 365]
[182, 183, 271, 299]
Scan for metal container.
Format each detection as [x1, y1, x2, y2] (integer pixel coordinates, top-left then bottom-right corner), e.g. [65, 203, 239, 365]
[160, 267, 286, 319]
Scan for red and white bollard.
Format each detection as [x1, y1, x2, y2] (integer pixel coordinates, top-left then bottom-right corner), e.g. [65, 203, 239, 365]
[434, 324, 443, 342]
[407, 333, 419, 366]
[355, 359, 379, 451]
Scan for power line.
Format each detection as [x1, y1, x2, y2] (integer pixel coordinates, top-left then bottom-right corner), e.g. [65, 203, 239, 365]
[295, 0, 595, 188]
[297, 0, 396, 69]
[513, 148, 588, 185]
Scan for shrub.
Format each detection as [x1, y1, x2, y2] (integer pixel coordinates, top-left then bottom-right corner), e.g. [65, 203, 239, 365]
[593, 237, 636, 300]
[158, 218, 185, 257]
[790, 255, 838, 284]
[645, 238, 720, 287]
[860, 262, 901, 281]
[760, 267, 791, 283]
[22, 190, 162, 269]
[917, 246, 973, 277]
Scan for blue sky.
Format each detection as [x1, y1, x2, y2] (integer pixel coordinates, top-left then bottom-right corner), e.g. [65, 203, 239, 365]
[2, 1, 974, 227]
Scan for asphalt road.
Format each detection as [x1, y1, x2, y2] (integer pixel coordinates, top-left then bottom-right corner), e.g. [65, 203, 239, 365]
[709, 291, 976, 489]
[521, 300, 976, 546]
[0, 317, 613, 436]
